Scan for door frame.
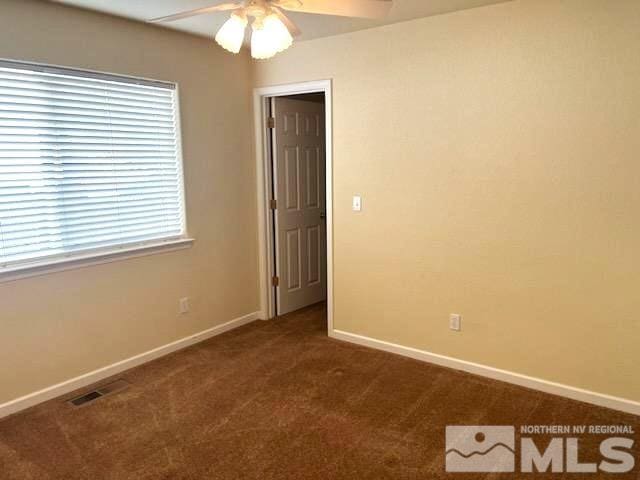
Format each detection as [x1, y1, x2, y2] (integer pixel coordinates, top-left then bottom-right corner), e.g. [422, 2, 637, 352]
[253, 80, 333, 331]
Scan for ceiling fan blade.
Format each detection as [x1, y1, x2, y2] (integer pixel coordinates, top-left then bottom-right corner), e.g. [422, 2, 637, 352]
[277, 0, 392, 19]
[272, 7, 302, 37]
[148, 3, 242, 23]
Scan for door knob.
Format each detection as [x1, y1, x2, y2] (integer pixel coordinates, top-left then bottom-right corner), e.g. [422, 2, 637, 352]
[320, 211, 326, 219]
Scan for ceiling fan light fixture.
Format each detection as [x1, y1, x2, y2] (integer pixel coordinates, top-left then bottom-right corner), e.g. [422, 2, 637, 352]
[215, 12, 247, 54]
[152, 0, 394, 60]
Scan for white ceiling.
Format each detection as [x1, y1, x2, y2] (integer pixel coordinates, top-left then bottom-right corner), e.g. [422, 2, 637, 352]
[51, 0, 513, 42]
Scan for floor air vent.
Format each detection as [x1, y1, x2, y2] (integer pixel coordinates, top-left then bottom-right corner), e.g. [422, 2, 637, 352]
[68, 379, 130, 407]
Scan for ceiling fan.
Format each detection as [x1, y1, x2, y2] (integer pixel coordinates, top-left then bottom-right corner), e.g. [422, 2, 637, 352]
[149, 0, 393, 60]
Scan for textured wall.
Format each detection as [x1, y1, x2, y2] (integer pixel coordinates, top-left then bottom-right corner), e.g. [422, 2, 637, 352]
[0, 0, 259, 403]
[254, 0, 640, 402]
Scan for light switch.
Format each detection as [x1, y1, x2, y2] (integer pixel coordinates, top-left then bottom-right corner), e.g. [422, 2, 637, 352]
[449, 314, 462, 331]
[179, 297, 190, 314]
[352, 196, 362, 212]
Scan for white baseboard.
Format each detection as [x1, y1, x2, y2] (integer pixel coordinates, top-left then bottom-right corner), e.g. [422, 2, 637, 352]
[0, 311, 261, 419]
[330, 329, 640, 417]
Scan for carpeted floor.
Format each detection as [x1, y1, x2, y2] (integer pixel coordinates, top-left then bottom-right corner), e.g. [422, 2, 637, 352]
[0, 303, 638, 479]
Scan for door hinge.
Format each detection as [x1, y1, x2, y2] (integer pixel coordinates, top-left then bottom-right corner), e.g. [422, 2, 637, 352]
[272, 276, 279, 287]
[269, 199, 277, 210]
[267, 117, 275, 129]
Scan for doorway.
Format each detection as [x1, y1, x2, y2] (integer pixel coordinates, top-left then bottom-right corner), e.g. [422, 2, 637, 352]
[253, 81, 333, 329]
[270, 94, 327, 315]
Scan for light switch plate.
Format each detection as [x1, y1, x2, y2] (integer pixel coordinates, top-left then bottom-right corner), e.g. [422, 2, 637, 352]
[179, 297, 190, 314]
[450, 314, 462, 331]
[352, 196, 362, 212]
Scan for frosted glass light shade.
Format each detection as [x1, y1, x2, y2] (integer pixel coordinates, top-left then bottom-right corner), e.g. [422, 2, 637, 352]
[251, 15, 293, 60]
[215, 13, 247, 54]
[263, 15, 293, 53]
[251, 26, 275, 60]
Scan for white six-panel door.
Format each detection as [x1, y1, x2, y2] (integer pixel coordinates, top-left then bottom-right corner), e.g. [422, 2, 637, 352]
[272, 97, 327, 315]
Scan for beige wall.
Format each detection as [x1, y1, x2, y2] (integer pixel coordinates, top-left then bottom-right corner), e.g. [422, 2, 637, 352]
[255, 0, 640, 402]
[0, 0, 259, 404]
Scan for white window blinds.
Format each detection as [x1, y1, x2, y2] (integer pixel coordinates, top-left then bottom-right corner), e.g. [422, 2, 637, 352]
[0, 61, 186, 271]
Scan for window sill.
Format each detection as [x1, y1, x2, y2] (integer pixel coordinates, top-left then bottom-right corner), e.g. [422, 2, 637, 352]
[0, 238, 195, 284]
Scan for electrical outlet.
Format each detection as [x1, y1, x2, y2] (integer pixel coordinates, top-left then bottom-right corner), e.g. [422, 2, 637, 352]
[179, 297, 190, 314]
[449, 314, 462, 331]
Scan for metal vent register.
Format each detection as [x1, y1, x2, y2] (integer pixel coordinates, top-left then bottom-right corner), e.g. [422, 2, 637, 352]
[68, 379, 130, 407]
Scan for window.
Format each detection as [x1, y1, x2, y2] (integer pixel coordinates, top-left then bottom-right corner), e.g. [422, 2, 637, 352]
[0, 60, 188, 274]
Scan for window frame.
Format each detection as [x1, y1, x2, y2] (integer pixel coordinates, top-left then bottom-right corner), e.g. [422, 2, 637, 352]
[0, 58, 193, 282]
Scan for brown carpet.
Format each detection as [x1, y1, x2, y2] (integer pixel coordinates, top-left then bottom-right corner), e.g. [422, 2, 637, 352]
[0, 303, 638, 479]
